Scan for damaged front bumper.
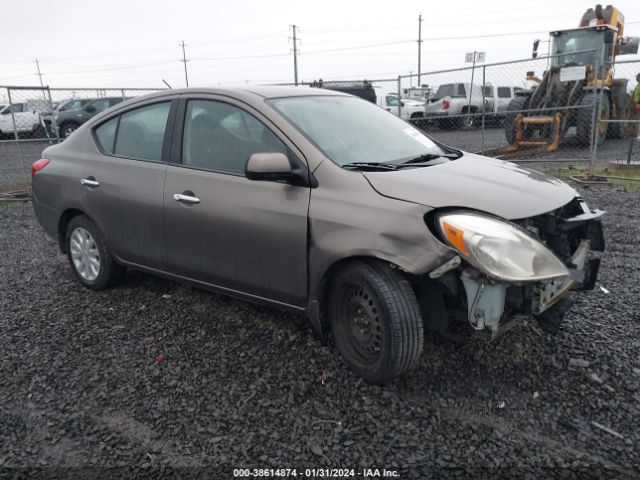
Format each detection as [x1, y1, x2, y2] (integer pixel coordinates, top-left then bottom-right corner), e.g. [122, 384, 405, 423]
[427, 199, 605, 338]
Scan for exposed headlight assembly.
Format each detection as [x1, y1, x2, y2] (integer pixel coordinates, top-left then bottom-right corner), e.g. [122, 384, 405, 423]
[437, 212, 569, 283]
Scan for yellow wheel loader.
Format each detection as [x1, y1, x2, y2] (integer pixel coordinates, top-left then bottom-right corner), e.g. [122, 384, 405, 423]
[505, 4, 639, 152]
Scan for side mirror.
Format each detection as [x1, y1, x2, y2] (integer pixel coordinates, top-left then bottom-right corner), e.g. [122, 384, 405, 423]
[401, 101, 405, 107]
[84, 105, 96, 113]
[246, 152, 295, 181]
[246, 152, 318, 188]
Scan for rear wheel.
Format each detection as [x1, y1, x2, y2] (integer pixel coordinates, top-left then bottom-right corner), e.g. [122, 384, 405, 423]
[329, 261, 423, 384]
[60, 121, 79, 138]
[66, 215, 124, 290]
[576, 92, 610, 146]
[504, 95, 530, 144]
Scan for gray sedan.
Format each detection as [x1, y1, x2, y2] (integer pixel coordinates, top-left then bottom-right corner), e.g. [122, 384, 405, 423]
[31, 86, 604, 384]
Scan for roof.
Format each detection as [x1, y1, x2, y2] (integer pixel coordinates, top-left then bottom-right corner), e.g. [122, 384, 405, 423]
[149, 85, 348, 100]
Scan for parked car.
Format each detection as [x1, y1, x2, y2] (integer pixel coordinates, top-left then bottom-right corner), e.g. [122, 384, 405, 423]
[0, 101, 49, 137]
[54, 96, 127, 138]
[377, 91, 425, 122]
[41, 98, 93, 134]
[31, 87, 604, 384]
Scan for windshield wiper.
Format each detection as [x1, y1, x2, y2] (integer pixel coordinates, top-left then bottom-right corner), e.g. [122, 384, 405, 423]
[341, 162, 399, 171]
[393, 152, 462, 167]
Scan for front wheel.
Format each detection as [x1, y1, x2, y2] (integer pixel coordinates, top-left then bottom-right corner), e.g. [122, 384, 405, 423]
[66, 215, 124, 290]
[329, 261, 424, 384]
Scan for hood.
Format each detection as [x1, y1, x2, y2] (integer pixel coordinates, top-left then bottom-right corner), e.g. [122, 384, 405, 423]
[362, 152, 577, 220]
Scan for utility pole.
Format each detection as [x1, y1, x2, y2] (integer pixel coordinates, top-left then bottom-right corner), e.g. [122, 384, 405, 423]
[417, 14, 423, 86]
[290, 25, 300, 85]
[179, 40, 189, 87]
[35, 58, 47, 99]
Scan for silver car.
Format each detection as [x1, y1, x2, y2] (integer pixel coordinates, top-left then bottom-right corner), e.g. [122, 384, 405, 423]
[31, 87, 604, 384]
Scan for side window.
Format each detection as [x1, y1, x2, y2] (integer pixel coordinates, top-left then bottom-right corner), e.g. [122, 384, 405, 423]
[95, 116, 119, 154]
[89, 99, 110, 112]
[385, 95, 400, 107]
[457, 84, 466, 97]
[9, 103, 25, 113]
[497, 87, 511, 98]
[113, 102, 171, 161]
[182, 99, 287, 175]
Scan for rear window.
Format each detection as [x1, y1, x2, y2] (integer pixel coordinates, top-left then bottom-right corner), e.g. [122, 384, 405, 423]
[433, 84, 454, 99]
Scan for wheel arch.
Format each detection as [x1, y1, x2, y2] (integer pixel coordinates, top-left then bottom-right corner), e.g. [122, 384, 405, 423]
[57, 207, 104, 254]
[308, 254, 415, 335]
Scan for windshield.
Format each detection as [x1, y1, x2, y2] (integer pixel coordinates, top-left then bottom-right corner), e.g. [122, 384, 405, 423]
[551, 28, 606, 68]
[268, 95, 446, 166]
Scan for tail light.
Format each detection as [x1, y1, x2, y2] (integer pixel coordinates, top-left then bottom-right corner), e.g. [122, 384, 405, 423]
[442, 100, 450, 110]
[32, 158, 50, 176]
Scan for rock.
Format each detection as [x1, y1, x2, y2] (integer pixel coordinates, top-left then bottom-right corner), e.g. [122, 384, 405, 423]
[569, 358, 591, 368]
[310, 443, 323, 456]
[589, 373, 603, 384]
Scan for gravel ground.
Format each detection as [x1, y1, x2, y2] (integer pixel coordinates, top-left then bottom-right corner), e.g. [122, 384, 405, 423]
[1, 166, 639, 478]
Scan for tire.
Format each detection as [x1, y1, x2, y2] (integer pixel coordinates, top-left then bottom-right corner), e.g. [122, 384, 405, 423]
[461, 108, 476, 129]
[66, 215, 124, 290]
[576, 92, 610, 146]
[607, 89, 631, 139]
[329, 260, 423, 384]
[410, 113, 426, 130]
[59, 121, 79, 138]
[504, 96, 530, 144]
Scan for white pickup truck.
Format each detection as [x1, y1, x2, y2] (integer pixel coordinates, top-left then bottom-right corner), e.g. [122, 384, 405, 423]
[0, 100, 49, 137]
[425, 83, 523, 129]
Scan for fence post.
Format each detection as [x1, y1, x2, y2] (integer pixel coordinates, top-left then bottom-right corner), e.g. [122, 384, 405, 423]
[481, 65, 486, 153]
[6, 88, 27, 192]
[121, 89, 126, 100]
[588, 55, 602, 178]
[397, 76, 402, 118]
[46, 88, 60, 144]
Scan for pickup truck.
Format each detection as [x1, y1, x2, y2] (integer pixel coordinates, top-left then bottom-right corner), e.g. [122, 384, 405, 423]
[0, 101, 49, 137]
[425, 83, 522, 129]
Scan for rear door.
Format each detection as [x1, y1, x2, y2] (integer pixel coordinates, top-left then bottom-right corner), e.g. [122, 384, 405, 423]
[79, 98, 177, 268]
[163, 95, 310, 306]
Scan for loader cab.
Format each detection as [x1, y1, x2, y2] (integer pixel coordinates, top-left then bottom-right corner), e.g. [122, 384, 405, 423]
[549, 26, 615, 69]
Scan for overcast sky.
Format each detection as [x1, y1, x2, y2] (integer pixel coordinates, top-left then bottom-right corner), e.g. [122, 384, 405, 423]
[2, 0, 640, 92]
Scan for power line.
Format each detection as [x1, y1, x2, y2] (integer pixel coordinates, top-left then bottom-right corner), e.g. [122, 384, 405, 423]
[180, 40, 189, 87]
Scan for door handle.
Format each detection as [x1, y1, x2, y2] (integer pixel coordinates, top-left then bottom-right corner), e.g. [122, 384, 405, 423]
[173, 193, 200, 205]
[80, 177, 100, 187]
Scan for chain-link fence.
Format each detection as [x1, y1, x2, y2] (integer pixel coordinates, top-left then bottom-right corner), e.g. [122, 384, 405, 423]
[0, 86, 163, 193]
[400, 51, 640, 171]
[2, 60, 639, 194]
